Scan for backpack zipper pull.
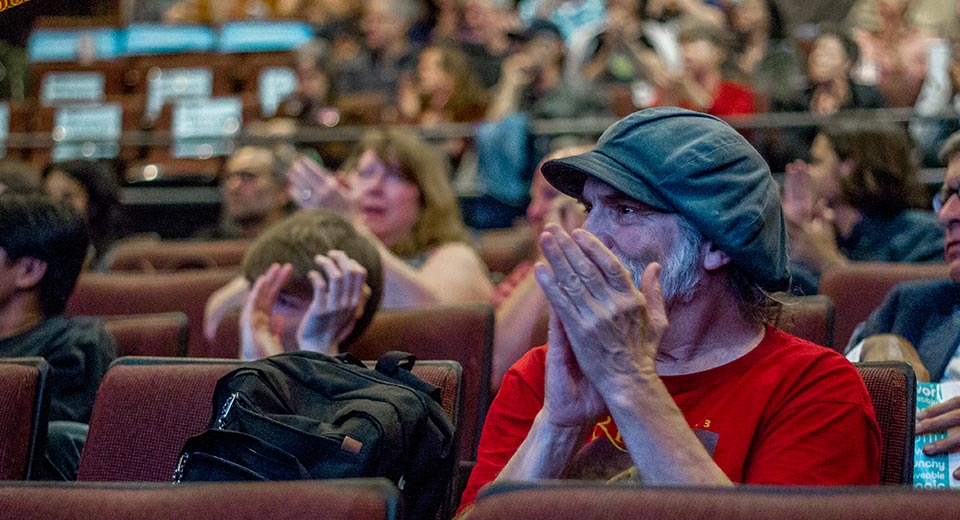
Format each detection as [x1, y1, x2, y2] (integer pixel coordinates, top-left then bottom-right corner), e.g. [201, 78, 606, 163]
[214, 392, 239, 429]
[172, 452, 189, 483]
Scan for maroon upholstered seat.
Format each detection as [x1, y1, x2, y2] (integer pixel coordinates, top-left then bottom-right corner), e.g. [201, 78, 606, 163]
[104, 240, 251, 272]
[0, 358, 49, 480]
[102, 312, 189, 357]
[856, 361, 916, 485]
[0, 479, 400, 520]
[819, 262, 950, 349]
[775, 294, 835, 350]
[77, 358, 241, 482]
[350, 304, 493, 466]
[469, 482, 960, 520]
[78, 356, 462, 515]
[213, 303, 493, 465]
[65, 270, 238, 357]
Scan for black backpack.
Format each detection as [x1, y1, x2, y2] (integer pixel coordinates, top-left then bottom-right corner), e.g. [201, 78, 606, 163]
[174, 351, 456, 519]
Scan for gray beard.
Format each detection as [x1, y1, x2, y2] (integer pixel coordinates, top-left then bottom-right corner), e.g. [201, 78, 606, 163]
[616, 230, 703, 307]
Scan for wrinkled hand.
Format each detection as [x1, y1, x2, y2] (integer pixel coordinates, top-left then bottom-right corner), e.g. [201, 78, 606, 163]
[534, 224, 669, 394]
[541, 310, 607, 427]
[287, 155, 355, 213]
[917, 396, 960, 479]
[296, 251, 370, 355]
[240, 263, 290, 360]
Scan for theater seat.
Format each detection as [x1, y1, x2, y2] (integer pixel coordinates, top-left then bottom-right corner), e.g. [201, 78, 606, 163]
[0, 358, 49, 480]
[102, 312, 189, 357]
[212, 303, 493, 464]
[103, 239, 251, 272]
[469, 482, 960, 520]
[66, 269, 238, 358]
[78, 356, 462, 512]
[856, 361, 916, 485]
[819, 262, 951, 349]
[775, 294, 835, 350]
[0, 479, 400, 520]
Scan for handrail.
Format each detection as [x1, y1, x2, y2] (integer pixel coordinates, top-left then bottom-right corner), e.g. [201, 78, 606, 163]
[2, 108, 957, 149]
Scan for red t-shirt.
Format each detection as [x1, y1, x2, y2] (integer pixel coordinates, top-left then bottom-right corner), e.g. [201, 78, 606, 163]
[459, 326, 881, 512]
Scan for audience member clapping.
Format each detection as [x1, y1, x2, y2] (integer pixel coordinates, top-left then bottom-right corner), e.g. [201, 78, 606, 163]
[286, 127, 493, 308]
[784, 27, 884, 115]
[491, 144, 589, 391]
[656, 23, 754, 117]
[843, 130, 960, 478]
[783, 119, 943, 295]
[237, 209, 383, 360]
[486, 19, 610, 121]
[850, 0, 936, 107]
[569, 0, 673, 98]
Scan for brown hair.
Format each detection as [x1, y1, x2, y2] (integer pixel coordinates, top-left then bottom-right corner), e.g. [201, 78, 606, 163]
[420, 42, 488, 123]
[344, 127, 470, 258]
[241, 209, 383, 348]
[819, 119, 928, 217]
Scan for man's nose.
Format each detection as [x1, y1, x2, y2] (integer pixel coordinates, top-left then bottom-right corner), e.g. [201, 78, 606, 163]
[938, 192, 960, 226]
[581, 211, 613, 249]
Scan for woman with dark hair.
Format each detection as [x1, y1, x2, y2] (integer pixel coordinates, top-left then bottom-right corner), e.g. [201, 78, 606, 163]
[783, 118, 944, 294]
[397, 42, 488, 126]
[42, 160, 129, 270]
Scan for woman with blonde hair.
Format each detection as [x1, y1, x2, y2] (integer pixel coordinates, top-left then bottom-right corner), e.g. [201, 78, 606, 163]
[204, 127, 492, 342]
[287, 126, 492, 307]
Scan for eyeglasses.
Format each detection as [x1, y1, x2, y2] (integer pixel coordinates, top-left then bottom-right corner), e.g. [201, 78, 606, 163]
[933, 184, 959, 214]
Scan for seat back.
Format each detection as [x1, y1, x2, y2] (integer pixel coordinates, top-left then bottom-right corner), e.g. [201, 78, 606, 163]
[819, 262, 951, 348]
[78, 357, 463, 492]
[774, 294, 835, 350]
[856, 361, 916, 485]
[0, 358, 49, 480]
[348, 304, 494, 465]
[212, 303, 494, 464]
[0, 479, 400, 520]
[77, 357, 241, 482]
[102, 312, 189, 357]
[469, 481, 960, 520]
[66, 270, 238, 357]
[104, 240, 251, 272]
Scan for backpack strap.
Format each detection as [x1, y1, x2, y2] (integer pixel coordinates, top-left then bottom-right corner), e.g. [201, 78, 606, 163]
[376, 351, 442, 403]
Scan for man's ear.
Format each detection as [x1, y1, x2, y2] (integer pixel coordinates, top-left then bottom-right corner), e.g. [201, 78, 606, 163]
[14, 257, 48, 290]
[702, 242, 731, 271]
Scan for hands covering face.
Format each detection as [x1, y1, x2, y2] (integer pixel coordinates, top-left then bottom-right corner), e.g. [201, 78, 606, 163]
[533, 224, 669, 428]
[239, 251, 370, 360]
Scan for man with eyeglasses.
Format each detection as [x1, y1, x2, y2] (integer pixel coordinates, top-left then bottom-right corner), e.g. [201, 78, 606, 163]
[845, 130, 960, 480]
[195, 145, 294, 240]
